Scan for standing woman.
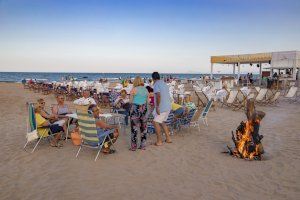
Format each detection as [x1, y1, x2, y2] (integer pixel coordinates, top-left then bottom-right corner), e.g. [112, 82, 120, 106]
[129, 76, 149, 151]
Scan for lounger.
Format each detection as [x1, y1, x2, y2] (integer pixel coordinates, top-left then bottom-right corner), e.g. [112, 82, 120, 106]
[283, 86, 298, 103]
[255, 88, 268, 104]
[265, 91, 281, 106]
[222, 90, 238, 108]
[75, 105, 115, 161]
[195, 91, 209, 107]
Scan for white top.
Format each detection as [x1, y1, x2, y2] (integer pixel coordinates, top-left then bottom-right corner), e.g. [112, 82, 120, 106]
[73, 97, 96, 105]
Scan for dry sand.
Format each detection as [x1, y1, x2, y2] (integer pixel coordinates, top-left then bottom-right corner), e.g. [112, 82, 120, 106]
[0, 82, 299, 200]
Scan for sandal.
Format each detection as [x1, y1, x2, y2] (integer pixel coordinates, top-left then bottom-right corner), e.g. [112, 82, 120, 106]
[102, 149, 116, 154]
[129, 143, 137, 151]
[138, 143, 146, 150]
[50, 142, 63, 148]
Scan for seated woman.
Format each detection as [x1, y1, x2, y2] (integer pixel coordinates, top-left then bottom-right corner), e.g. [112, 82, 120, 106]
[37, 98, 57, 122]
[38, 98, 67, 133]
[171, 102, 185, 118]
[88, 104, 119, 154]
[114, 89, 130, 125]
[52, 94, 72, 117]
[34, 104, 64, 147]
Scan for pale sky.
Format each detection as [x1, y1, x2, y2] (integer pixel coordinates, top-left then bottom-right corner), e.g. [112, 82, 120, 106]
[0, 0, 299, 74]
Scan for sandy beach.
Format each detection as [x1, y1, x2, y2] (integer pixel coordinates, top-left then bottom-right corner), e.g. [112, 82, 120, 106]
[0, 82, 299, 200]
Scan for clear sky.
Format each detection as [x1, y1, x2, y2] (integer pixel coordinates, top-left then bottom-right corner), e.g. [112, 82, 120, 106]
[0, 0, 299, 73]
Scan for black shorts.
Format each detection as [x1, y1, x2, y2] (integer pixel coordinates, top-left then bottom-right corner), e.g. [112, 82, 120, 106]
[49, 124, 64, 134]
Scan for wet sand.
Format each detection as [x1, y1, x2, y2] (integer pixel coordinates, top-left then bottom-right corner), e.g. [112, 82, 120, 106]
[0, 82, 299, 200]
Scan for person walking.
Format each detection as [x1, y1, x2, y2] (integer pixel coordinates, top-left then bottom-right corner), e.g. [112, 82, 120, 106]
[129, 76, 149, 151]
[152, 72, 172, 146]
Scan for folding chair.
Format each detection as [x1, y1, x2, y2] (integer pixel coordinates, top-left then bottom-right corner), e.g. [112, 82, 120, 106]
[23, 103, 59, 153]
[264, 91, 281, 106]
[199, 100, 213, 127]
[283, 86, 298, 103]
[165, 112, 175, 135]
[222, 90, 238, 108]
[195, 91, 209, 107]
[75, 105, 115, 161]
[255, 88, 268, 104]
[235, 90, 247, 110]
[178, 109, 196, 130]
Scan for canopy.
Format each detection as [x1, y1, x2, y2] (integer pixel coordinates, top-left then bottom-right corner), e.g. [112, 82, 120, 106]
[211, 53, 271, 64]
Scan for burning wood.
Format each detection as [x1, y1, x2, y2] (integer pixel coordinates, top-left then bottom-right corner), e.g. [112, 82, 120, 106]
[226, 99, 265, 160]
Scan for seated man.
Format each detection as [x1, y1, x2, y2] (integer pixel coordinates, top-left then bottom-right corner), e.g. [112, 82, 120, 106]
[88, 104, 119, 154]
[114, 89, 130, 125]
[74, 89, 96, 105]
[34, 104, 64, 147]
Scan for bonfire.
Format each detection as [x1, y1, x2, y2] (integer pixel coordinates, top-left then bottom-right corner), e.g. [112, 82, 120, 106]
[226, 99, 265, 160]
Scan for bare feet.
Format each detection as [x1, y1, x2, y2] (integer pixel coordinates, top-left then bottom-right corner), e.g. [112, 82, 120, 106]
[165, 139, 172, 143]
[154, 142, 163, 146]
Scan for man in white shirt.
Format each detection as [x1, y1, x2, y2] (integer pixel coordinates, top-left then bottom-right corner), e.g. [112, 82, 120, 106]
[73, 89, 96, 105]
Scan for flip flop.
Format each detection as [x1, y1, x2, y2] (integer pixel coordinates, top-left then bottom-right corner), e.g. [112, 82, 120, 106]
[138, 144, 146, 150]
[102, 149, 116, 154]
[50, 142, 63, 148]
[129, 144, 137, 151]
[165, 140, 173, 144]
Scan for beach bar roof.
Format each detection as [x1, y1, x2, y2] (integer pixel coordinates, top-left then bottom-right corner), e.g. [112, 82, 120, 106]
[210, 51, 299, 83]
[211, 52, 272, 64]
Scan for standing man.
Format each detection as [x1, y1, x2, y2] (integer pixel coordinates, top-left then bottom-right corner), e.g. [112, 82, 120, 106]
[152, 72, 172, 146]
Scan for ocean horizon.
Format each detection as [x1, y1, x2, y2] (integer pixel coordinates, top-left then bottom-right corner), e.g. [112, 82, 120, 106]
[0, 72, 258, 82]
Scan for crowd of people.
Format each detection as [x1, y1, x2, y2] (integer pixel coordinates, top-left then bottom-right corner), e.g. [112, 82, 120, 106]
[33, 72, 196, 153]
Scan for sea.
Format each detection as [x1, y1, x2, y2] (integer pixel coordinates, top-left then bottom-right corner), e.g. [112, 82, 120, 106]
[0, 72, 256, 82]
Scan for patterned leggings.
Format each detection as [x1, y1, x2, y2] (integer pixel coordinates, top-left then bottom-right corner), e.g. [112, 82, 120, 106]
[130, 104, 148, 145]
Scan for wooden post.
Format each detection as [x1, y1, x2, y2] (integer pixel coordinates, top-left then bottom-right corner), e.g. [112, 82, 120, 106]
[237, 62, 241, 80]
[233, 64, 236, 78]
[210, 63, 214, 79]
[259, 63, 262, 85]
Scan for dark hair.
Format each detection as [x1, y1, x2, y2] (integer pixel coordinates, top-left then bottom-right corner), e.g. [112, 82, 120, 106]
[120, 89, 127, 94]
[152, 72, 160, 80]
[146, 86, 153, 93]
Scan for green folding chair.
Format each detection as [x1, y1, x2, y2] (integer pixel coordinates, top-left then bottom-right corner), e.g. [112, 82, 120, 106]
[24, 102, 60, 153]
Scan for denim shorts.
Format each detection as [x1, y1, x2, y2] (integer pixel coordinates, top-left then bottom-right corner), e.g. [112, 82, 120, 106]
[173, 107, 184, 117]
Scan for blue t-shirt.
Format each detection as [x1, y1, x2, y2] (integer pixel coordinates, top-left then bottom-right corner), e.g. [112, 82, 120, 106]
[153, 80, 171, 112]
[133, 86, 148, 105]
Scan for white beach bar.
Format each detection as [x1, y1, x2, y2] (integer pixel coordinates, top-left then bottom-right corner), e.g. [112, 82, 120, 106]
[210, 50, 300, 86]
